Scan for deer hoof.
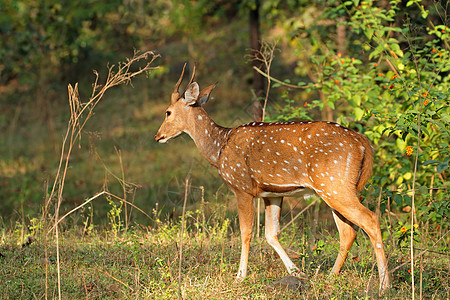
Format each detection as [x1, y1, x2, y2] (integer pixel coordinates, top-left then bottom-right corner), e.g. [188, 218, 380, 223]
[234, 276, 245, 284]
[291, 270, 308, 280]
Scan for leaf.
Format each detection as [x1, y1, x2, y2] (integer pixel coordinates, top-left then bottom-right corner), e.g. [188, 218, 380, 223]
[423, 160, 440, 166]
[354, 107, 364, 121]
[389, 42, 404, 57]
[328, 100, 335, 110]
[365, 28, 374, 39]
[393, 194, 403, 206]
[401, 131, 409, 141]
[421, 10, 428, 19]
[369, 48, 381, 60]
[410, 123, 419, 133]
[437, 161, 448, 173]
[396, 138, 407, 151]
[404, 195, 412, 206]
[352, 94, 361, 106]
[403, 172, 412, 180]
[418, 186, 428, 195]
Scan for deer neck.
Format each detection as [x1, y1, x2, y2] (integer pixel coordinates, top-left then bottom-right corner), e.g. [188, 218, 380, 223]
[184, 107, 230, 168]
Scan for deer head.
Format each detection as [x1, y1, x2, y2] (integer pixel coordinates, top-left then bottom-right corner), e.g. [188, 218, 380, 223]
[155, 63, 217, 143]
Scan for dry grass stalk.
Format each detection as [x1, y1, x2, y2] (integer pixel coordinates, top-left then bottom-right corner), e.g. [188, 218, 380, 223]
[249, 40, 278, 122]
[179, 178, 190, 300]
[44, 50, 160, 299]
[248, 41, 278, 238]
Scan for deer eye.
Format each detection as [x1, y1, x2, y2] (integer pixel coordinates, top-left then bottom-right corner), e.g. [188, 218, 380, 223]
[165, 111, 171, 117]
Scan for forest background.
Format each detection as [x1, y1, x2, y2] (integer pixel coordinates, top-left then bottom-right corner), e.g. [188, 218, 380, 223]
[0, 0, 448, 298]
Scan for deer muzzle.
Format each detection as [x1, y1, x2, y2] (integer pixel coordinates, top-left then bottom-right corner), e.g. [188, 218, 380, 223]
[155, 131, 166, 143]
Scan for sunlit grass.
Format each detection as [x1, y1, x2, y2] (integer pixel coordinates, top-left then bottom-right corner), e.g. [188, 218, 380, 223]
[1, 208, 448, 299]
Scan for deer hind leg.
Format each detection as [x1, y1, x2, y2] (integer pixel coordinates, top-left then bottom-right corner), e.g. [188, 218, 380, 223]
[325, 193, 390, 292]
[235, 191, 255, 281]
[330, 209, 357, 276]
[263, 197, 306, 278]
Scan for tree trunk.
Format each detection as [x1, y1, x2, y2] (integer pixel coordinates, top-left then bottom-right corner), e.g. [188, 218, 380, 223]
[249, 0, 264, 121]
[321, 16, 346, 122]
[336, 17, 346, 56]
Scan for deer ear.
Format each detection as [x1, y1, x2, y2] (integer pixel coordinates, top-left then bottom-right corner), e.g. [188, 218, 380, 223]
[197, 82, 217, 106]
[182, 82, 200, 105]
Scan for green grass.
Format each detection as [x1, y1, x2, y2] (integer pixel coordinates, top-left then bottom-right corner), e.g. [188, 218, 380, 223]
[1, 207, 448, 299]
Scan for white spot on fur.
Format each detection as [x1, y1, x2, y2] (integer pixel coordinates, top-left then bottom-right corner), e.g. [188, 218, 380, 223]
[345, 153, 352, 178]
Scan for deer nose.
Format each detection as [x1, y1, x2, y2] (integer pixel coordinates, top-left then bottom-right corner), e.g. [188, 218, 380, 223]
[155, 132, 164, 142]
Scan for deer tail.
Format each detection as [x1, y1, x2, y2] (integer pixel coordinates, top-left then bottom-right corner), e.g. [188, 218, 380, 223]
[356, 137, 374, 194]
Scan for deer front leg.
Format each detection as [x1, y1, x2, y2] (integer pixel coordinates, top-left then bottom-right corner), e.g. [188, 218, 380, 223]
[235, 191, 255, 282]
[264, 197, 307, 279]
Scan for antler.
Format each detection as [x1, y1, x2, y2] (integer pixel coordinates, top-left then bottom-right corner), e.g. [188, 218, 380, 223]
[186, 62, 196, 89]
[170, 62, 197, 104]
[171, 63, 187, 104]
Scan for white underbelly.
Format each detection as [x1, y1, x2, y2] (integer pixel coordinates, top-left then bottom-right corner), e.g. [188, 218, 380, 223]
[258, 187, 317, 199]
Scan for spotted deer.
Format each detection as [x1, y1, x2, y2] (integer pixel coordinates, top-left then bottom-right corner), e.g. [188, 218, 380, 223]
[155, 64, 390, 292]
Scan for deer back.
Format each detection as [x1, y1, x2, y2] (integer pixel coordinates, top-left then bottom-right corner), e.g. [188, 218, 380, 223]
[217, 121, 373, 199]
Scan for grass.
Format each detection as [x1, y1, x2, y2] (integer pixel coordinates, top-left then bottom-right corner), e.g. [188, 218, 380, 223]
[1, 207, 449, 299]
[0, 49, 448, 299]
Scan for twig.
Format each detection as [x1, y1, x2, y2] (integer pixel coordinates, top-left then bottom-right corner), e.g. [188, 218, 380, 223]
[390, 229, 450, 273]
[365, 261, 376, 297]
[250, 40, 278, 121]
[96, 265, 134, 291]
[92, 147, 140, 190]
[256, 197, 260, 238]
[376, 187, 382, 217]
[252, 66, 309, 89]
[398, 246, 450, 257]
[178, 178, 190, 300]
[116, 147, 128, 232]
[81, 272, 88, 299]
[47, 191, 155, 233]
[409, 44, 426, 300]
[281, 199, 318, 232]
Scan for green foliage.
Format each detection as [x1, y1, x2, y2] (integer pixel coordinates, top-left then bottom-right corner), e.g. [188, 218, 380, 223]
[0, 0, 170, 98]
[270, 0, 449, 227]
[106, 197, 123, 236]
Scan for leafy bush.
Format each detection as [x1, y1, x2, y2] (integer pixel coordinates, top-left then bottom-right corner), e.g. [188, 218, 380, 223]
[269, 0, 449, 228]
